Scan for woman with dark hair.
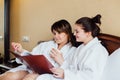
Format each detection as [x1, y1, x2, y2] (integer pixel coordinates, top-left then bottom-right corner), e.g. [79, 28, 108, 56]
[50, 14, 108, 80]
[0, 19, 76, 80]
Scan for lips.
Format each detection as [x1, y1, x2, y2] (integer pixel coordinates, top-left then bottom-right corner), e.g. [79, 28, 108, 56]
[55, 39, 60, 41]
[75, 36, 79, 39]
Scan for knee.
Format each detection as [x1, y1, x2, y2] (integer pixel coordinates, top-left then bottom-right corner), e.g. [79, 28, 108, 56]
[1, 71, 27, 80]
[0, 72, 15, 80]
[3, 72, 20, 80]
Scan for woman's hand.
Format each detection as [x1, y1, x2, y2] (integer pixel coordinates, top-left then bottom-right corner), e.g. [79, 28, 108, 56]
[50, 48, 64, 66]
[11, 42, 24, 53]
[50, 67, 64, 79]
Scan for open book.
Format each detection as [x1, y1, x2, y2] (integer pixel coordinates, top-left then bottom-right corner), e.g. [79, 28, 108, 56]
[9, 50, 54, 74]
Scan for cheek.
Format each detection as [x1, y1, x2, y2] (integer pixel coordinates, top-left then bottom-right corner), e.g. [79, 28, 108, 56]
[75, 33, 86, 41]
[59, 33, 66, 38]
[60, 35, 67, 40]
[54, 34, 67, 41]
[75, 33, 81, 38]
[60, 34, 68, 41]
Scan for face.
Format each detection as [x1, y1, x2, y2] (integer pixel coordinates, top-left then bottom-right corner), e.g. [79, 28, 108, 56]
[74, 24, 89, 42]
[52, 30, 69, 44]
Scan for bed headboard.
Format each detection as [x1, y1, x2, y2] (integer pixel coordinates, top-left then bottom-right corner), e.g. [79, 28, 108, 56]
[98, 33, 120, 55]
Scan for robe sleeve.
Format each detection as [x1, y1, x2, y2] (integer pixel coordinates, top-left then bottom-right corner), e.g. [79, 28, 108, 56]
[60, 60, 69, 69]
[15, 50, 30, 63]
[60, 50, 75, 69]
[30, 42, 45, 55]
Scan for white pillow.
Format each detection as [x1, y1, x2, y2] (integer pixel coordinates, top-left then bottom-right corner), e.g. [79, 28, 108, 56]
[101, 48, 120, 80]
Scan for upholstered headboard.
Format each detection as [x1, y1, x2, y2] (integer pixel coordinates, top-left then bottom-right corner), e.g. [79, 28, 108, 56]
[98, 33, 120, 55]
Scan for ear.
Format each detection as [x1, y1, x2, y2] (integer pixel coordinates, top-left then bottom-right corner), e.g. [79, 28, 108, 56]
[86, 31, 92, 37]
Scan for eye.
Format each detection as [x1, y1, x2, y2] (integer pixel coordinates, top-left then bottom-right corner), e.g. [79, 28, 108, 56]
[76, 31, 79, 33]
[52, 32, 56, 35]
[57, 31, 61, 34]
[75, 30, 79, 33]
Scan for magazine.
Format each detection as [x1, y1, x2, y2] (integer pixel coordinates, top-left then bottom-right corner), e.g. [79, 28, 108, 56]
[9, 50, 54, 74]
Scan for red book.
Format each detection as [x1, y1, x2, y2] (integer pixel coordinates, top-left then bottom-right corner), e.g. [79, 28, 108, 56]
[9, 50, 54, 74]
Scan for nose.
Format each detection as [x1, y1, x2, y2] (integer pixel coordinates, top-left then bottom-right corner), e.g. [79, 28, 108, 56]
[73, 32, 76, 36]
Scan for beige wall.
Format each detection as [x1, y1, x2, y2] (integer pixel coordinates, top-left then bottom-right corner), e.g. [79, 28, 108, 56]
[10, 0, 120, 52]
[0, 0, 4, 56]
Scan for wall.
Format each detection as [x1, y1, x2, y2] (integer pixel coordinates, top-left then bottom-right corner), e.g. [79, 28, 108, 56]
[10, 0, 120, 52]
[0, 0, 4, 56]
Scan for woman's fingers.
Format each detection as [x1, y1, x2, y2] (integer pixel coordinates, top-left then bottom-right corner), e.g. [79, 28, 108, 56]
[50, 68, 64, 78]
[11, 42, 23, 53]
[50, 48, 58, 58]
[11, 42, 19, 50]
[50, 48, 61, 56]
[50, 48, 64, 65]
[50, 48, 57, 55]
[50, 68, 58, 74]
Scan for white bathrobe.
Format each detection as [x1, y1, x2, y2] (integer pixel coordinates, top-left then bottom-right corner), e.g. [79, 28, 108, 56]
[9, 40, 76, 73]
[36, 37, 108, 80]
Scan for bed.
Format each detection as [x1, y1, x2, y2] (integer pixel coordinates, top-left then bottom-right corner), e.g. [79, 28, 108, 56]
[97, 33, 120, 80]
[98, 33, 120, 55]
[0, 33, 120, 76]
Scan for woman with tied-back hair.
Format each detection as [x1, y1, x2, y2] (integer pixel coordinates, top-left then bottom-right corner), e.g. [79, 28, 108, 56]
[50, 14, 108, 80]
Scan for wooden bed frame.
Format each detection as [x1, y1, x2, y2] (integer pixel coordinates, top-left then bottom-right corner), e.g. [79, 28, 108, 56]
[98, 33, 120, 55]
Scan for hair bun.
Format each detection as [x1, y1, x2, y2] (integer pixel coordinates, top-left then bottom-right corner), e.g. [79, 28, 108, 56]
[92, 14, 101, 25]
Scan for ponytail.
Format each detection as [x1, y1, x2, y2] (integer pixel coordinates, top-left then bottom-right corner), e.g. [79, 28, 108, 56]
[91, 14, 101, 25]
